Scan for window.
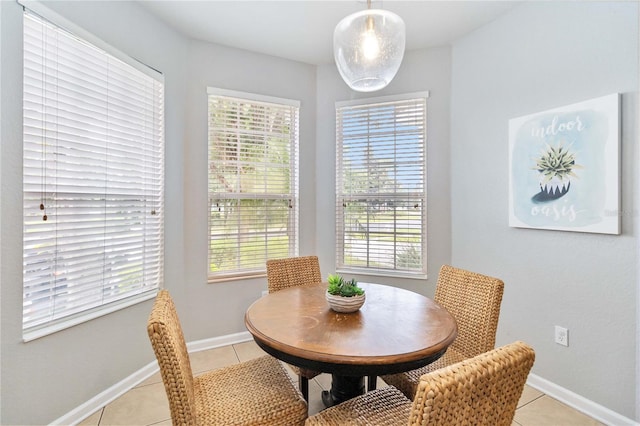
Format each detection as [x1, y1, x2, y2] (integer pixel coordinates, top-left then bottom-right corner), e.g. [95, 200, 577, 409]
[336, 93, 428, 278]
[22, 10, 164, 341]
[207, 88, 299, 280]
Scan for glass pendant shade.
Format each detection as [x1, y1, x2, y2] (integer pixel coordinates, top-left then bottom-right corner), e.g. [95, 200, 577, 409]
[334, 9, 406, 92]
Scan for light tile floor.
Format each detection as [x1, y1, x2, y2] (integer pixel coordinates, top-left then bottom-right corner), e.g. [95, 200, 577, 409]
[79, 340, 604, 426]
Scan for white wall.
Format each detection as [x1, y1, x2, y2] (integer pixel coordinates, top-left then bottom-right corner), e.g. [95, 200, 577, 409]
[0, 1, 317, 423]
[450, 1, 638, 420]
[315, 46, 453, 295]
[0, 3, 3, 423]
[0, 1, 189, 424]
[179, 40, 317, 341]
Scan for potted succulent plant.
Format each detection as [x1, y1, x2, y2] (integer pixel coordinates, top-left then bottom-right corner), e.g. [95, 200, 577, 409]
[532, 143, 582, 202]
[326, 274, 365, 313]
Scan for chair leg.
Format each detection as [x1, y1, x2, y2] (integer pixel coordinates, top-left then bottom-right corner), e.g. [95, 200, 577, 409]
[299, 375, 309, 401]
[367, 375, 377, 391]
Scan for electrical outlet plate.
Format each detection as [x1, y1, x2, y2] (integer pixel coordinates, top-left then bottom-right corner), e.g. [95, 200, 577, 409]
[555, 325, 569, 346]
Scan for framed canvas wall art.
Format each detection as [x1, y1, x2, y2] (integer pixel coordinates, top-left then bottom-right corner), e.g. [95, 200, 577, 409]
[508, 93, 620, 234]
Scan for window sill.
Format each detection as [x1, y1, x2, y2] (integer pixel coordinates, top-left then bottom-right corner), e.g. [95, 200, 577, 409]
[208, 272, 267, 284]
[336, 267, 428, 281]
[23, 290, 158, 343]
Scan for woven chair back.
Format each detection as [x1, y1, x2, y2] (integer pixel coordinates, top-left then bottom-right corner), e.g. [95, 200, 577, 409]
[409, 341, 535, 426]
[147, 290, 197, 425]
[266, 256, 322, 293]
[434, 264, 504, 358]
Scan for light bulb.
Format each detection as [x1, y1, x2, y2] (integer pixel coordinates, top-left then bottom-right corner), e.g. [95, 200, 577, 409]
[362, 30, 380, 60]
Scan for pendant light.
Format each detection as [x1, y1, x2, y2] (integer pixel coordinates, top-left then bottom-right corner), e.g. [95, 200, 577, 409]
[333, 0, 406, 92]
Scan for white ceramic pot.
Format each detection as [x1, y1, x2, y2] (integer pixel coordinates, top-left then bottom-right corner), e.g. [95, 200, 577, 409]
[325, 291, 366, 313]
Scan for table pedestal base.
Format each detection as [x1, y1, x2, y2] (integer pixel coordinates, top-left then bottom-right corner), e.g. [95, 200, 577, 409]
[321, 374, 365, 407]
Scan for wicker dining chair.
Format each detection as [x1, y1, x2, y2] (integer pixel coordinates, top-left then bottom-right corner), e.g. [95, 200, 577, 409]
[147, 290, 307, 426]
[305, 341, 535, 426]
[266, 256, 323, 401]
[382, 264, 505, 400]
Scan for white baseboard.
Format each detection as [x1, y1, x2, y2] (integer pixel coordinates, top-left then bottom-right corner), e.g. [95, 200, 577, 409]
[51, 332, 253, 425]
[527, 373, 638, 426]
[186, 330, 252, 352]
[51, 360, 159, 426]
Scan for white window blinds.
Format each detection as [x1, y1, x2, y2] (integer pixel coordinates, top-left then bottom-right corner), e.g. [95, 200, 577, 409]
[336, 93, 427, 277]
[208, 89, 299, 280]
[22, 11, 165, 340]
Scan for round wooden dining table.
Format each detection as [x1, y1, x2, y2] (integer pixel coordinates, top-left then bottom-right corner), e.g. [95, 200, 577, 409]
[244, 282, 458, 406]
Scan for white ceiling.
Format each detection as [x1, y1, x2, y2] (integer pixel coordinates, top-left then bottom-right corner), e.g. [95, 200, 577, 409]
[137, 1, 520, 65]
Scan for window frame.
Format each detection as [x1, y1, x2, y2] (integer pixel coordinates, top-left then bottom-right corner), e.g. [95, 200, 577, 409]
[207, 87, 300, 282]
[21, 6, 165, 341]
[335, 92, 429, 279]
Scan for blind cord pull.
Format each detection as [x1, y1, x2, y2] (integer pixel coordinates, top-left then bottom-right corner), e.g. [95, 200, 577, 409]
[40, 203, 47, 221]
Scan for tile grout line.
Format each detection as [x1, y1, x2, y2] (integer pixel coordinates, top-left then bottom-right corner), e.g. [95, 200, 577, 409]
[517, 393, 546, 410]
[231, 343, 242, 364]
[96, 407, 104, 426]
